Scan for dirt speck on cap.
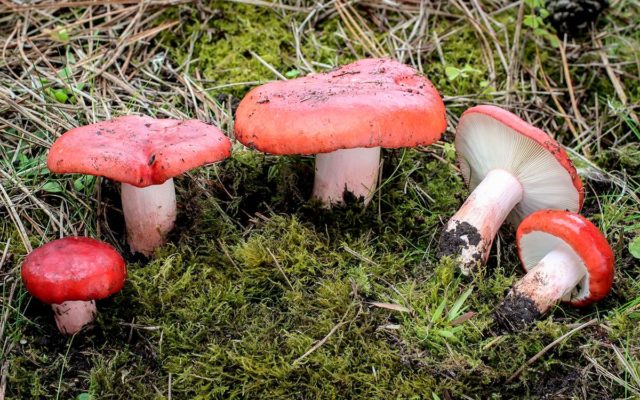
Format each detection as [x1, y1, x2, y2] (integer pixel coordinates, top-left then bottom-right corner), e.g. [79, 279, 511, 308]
[494, 291, 542, 332]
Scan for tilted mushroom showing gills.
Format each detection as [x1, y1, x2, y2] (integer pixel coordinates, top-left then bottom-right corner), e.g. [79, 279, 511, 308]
[234, 58, 447, 206]
[21, 237, 126, 335]
[438, 105, 584, 274]
[47, 116, 232, 256]
[495, 210, 614, 330]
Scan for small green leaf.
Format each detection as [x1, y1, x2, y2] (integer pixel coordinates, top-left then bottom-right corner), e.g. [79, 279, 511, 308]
[52, 89, 69, 103]
[546, 33, 561, 48]
[52, 28, 70, 42]
[461, 65, 479, 74]
[431, 297, 447, 322]
[445, 66, 461, 81]
[42, 181, 63, 193]
[74, 175, 95, 191]
[285, 69, 301, 78]
[524, 15, 540, 28]
[448, 288, 473, 321]
[76, 393, 92, 400]
[630, 236, 640, 259]
[58, 66, 73, 80]
[443, 142, 456, 161]
[435, 329, 454, 338]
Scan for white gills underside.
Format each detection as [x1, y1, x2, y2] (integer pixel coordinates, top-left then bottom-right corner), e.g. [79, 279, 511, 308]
[456, 113, 580, 226]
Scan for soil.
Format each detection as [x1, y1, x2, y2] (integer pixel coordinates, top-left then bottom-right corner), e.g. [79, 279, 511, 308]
[437, 220, 482, 258]
[533, 369, 581, 399]
[494, 291, 542, 332]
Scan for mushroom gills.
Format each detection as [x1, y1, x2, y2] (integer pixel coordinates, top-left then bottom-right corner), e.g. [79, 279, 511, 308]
[52, 300, 97, 335]
[121, 179, 177, 256]
[312, 147, 381, 206]
[438, 169, 523, 274]
[497, 245, 587, 330]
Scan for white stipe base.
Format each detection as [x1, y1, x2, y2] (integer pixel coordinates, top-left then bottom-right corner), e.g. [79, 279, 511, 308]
[312, 147, 381, 206]
[52, 300, 97, 335]
[121, 179, 177, 256]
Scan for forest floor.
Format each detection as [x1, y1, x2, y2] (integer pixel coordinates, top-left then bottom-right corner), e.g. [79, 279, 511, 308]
[0, 0, 639, 399]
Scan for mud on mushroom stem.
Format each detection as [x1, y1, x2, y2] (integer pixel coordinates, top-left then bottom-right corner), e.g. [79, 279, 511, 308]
[438, 169, 523, 274]
[495, 245, 586, 330]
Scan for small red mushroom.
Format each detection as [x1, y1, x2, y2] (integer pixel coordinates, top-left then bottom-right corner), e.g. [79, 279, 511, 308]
[234, 58, 447, 206]
[495, 210, 614, 330]
[47, 116, 232, 255]
[21, 237, 126, 335]
[438, 105, 584, 274]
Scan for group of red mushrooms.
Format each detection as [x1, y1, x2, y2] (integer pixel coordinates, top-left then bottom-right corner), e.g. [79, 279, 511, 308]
[22, 58, 614, 335]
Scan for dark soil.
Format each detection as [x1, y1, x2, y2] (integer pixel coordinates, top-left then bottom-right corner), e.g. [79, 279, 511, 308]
[533, 368, 582, 399]
[437, 220, 482, 258]
[494, 291, 543, 332]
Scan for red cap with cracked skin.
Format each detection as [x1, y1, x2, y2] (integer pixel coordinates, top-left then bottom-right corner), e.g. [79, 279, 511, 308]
[22, 237, 126, 305]
[460, 105, 585, 207]
[47, 116, 232, 188]
[234, 58, 447, 155]
[517, 210, 615, 307]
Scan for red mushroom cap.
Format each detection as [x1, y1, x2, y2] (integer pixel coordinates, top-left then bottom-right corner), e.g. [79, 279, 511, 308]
[517, 210, 615, 307]
[22, 237, 126, 304]
[460, 105, 584, 206]
[47, 116, 232, 188]
[456, 105, 585, 225]
[234, 58, 447, 155]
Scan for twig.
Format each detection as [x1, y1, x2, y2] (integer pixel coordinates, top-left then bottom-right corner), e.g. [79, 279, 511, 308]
[506, 319, 597, 383]
[267, 247, 294, 290]
[292, 308, 353, 367]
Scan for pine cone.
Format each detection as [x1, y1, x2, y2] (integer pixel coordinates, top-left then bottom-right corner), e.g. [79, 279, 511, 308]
[546, 0, 608, 37]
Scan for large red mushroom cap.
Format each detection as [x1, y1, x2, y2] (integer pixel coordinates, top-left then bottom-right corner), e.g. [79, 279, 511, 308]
[47, 116, 232, 188]
[234, 58, 447, 155]
[517, 210, 615, 307]
[456, 105, 584, 225]
[22, 237, 126, 305]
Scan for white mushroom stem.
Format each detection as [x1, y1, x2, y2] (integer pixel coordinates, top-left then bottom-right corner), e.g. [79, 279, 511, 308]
[440, 169, 523, 274]
[508, 246, 586, 314]
[312, 147, 381, 206]
[52, 300, 97, 335]
[121, 178, 177, 256]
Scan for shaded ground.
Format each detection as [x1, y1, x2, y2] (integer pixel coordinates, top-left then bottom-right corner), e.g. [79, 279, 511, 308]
[0, 0, 639, 399]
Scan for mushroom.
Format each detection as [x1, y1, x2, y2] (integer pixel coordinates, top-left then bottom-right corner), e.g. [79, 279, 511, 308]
[234, 58, 446, 206]
[495, 210, 614, 330]
[21, 237, 126, 335]
[438, 105, 584, 274]
[47, 115, 232, 255]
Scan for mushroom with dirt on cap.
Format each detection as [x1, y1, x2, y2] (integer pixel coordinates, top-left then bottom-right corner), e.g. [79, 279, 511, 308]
[21, 237, 126, 335]
[438, 105, 584, 274]
[495, 210, 614, 330]
[234, 58, 447, 206]
[47, 116, 232, 256]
